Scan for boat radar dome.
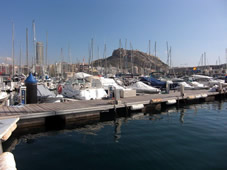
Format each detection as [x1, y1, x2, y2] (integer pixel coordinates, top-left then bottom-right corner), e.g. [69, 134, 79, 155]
[25, 72, 37, 84]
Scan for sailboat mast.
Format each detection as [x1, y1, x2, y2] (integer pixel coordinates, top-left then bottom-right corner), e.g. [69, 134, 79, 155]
[104, 43, 107, 75]
[225, 49, 227, 73]
[119, 39, 122, 73]
[20, 43, 22, 75]
[204, 52, 206, 67]
[91, 38, 94, 75]
[166, 41, 169, 66]
[154, 41, 157, 57]
[46, 31, 48, 66]
[88, 43, 91, 73]
[32, 20, 36, 66]
[61, 48, 63, 78]
[97, 46, 99, 68]
[149, 40, 151, 56]
[201, 53, 204, 66]
[12, 22, 15, 77]
[169, 46, 172, 68]
[26, 28, 28, 71]
[155, 41, 157, 71]
[125, 39, 127, 50]
[130, 42, 133, 75]
[68, 43, 71, 72]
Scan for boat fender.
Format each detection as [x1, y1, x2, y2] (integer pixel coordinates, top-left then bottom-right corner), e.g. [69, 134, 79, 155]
[57, 85, 62, 94]
[130, 104, 144, 110]
[166, 99, 176, 105]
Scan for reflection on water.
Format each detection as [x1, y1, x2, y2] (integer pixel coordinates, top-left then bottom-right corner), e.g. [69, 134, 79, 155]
[179, 109, 184, 124]
[114, 119, 122, 142]
[5, 100, 227, 170]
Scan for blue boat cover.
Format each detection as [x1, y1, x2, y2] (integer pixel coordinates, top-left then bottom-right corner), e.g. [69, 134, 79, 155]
[140, 76, 166, 88]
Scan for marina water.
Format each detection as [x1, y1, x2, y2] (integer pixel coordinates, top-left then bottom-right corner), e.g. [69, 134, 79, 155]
[11, 100, 227, 169]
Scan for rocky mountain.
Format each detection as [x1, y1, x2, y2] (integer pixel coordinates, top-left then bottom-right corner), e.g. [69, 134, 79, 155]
[93, 48, 168, 74]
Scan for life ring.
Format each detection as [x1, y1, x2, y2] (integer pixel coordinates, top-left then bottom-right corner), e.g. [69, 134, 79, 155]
[57, 85, 62, 94]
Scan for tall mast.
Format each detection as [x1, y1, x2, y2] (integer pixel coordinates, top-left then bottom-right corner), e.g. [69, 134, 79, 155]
[32, 20, 36, 66]
[130, 42, 133, 74]
[45, 31, 48, 66]
[68, 43, 71, 72]
[166, 41, 169, 66]
[104, 43, 107, 75]
[97, 46, 99, 68]
[154, 41, 157, 57]
[26, 28, 28, 70]
[204, 52, 206, 66]
[119, 39, 122, 72]
[201, 53, 204, 66]
[149, 40, 151, 70]
[88, 43, 91, 73]
[91, 38, 94, 75]
[155, 41, 157, 71]
[20, 43, 22, 75]
[125, 39, 128, 72]
[169, 46, 172, 68]
[225, 49, 227, 73]
[149, 40, 151, 56]
[125, 39, 127, 50]
[61, 48, 63, 77]
[12, 22, 15, 77]
[68, 43, 71, 64]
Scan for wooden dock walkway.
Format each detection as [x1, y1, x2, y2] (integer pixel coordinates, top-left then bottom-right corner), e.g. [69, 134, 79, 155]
[0, 90, 220, 120]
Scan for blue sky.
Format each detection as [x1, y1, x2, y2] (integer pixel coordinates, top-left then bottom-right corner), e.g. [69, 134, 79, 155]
[0, 0, 227, 66]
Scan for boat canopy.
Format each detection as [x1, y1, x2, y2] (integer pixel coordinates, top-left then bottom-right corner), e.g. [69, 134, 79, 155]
[140, 76, 166, 88]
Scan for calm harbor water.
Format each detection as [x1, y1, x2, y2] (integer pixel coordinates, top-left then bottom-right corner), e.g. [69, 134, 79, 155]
[10, 101, 227, 170]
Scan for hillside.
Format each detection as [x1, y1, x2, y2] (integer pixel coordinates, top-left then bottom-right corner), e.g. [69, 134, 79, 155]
[93, 48, 168, 74]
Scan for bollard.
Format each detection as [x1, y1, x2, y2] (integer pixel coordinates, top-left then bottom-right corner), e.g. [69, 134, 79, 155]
[166, 82, 170, 94]
[180, 84, 184, 97]
[5, 99, 10, 106]
[114, 89, 121, 104]
[25, 73, 37, 104]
